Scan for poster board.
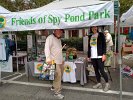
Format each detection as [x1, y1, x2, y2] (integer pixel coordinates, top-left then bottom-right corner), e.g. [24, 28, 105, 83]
[34, 62, 47, 74]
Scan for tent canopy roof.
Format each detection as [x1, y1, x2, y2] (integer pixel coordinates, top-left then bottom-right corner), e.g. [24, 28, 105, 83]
[20, 0, 110, 13]
[121, 6, 133, 26]
[0, 6, 11, 14]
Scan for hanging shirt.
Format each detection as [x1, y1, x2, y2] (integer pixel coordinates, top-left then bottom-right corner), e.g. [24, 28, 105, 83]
[0, 39, 6, 60]
[63, 62, 76, 83]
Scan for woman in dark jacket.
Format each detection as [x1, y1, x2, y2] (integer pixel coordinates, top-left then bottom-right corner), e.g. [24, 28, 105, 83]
[88, 26, 110, 92]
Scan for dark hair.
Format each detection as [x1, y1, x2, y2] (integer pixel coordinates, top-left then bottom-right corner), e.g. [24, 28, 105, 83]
[90, 26, 99, 33]
[54, 29, 64, 33]
[60, 29, 64, 33]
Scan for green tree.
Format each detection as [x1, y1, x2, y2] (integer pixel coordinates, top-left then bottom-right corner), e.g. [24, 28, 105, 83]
[120, 0, 133, 15]
[0, 0, 54, 12]
[30, 0, 54, 8]
[0, 0, 15, 11]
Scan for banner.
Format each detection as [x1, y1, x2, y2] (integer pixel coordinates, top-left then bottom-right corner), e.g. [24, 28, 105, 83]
[0, 2, 114, 31]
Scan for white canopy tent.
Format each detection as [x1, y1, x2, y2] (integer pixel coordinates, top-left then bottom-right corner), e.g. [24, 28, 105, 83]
[119, 5, 133, 100]
[120, 5, 133, 27]
[1, 2, 125, 100]
[21, 0, 111, 12]
[0, 6, 11, 14]
[0, 6, 11, 34]
[0, 0, 114, 32]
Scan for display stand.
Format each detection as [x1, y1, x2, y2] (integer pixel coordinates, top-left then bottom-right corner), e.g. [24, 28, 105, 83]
[11, 34, 24, 77]
[0, 34, 22, 81]
[0, 38, 5, 86]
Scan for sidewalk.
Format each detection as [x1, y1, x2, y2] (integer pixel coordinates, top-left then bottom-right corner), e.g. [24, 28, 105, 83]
[1, 53, 133, 100]
[0, 83, 132, 100]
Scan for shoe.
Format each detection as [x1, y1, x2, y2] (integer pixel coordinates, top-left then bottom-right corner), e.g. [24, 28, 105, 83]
[51, 86, 62, 91]
[54, 94, 64, 99]
[51, 86, 55, 91]
[93, 83, 102, 89]
[103, 83, 110, 92]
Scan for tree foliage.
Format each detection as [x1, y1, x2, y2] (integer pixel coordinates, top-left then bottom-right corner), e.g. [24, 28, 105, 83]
[0, 0, 15, 11]
[30, 0, 53, 8]
[120, 0, 133, 15]
[0, 0, 54, 12]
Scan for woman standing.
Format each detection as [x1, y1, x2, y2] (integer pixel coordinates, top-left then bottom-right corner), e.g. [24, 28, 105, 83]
[88, 26, 110, 92]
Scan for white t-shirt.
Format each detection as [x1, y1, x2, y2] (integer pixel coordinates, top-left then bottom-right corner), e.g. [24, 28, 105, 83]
[63, 61, 76, 83]
[0, 39, 6, 60]
[90, 33, 102, 58]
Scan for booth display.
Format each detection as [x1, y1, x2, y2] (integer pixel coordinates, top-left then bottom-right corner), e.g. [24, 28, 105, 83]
[27, 31, 48, 62]
[66, 48, 77, 60]
[34, 61, 56, 81]
[25, 57, 87, 85]
[0, 37, 13, 72]
[121, 6, 133, 66]
[27, 34, 37, 61]
[0, 0, 116, 93]
[2, 1, 133, 99]
[122, 54, 133, 78]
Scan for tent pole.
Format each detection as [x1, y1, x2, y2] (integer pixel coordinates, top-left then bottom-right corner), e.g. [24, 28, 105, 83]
[0, 67, 1, 85]
[14, 34, 20, 74]
[114, 18, 117, 69]
[117, 0, 123, 100]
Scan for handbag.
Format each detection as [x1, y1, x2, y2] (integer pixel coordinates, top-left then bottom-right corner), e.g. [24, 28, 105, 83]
[39, 61, 56, 81]
[39, 44, 66, 80]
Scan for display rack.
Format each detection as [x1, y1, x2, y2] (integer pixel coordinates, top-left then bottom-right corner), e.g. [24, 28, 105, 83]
[0, 33, 22, 83]
[27, 31, 47, 62]
[0, 38, 5, 85]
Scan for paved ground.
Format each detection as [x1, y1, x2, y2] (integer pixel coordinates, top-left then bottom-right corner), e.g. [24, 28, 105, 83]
[0, 83, 132, 100]
[1, 53, 133, 100]
[1, 68, 133, 100]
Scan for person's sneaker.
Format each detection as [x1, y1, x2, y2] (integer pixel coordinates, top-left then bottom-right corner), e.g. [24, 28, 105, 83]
[103, 83, 110, 92]
[93, 83, 102, 89]
[51, 86, 55, 91]
[54, 94, 64, 99]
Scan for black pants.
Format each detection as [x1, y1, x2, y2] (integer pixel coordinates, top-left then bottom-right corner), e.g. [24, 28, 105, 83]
[91, 58, 108, 83]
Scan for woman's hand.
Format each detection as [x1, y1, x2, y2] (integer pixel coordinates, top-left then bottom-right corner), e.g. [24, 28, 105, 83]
[102, 55, 106, 62]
